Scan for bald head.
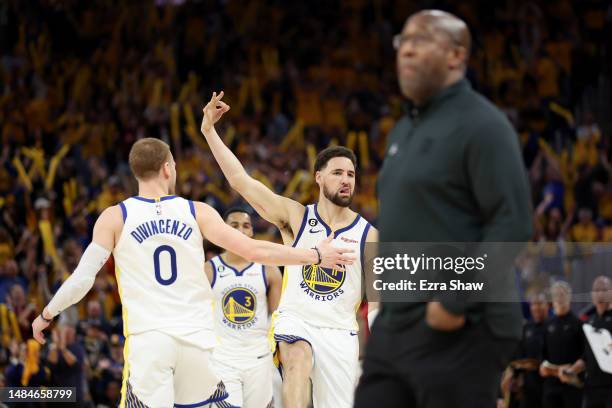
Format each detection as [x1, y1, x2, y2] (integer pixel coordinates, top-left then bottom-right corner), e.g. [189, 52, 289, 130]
[407, 10, 471, 57]
[593, 275, 611, 289]
[591, 275, 611, 309]
[396, 9, 471, 105]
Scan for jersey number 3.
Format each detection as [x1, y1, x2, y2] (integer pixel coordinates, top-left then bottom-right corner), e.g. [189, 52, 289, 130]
[154, 245, 177, 285]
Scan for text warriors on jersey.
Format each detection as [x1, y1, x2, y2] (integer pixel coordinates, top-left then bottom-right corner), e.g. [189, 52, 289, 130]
[300, 264, 346, 302]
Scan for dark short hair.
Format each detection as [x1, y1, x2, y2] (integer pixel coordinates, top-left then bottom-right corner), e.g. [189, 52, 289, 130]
[314, 146, 357, 173]
[223, 206, 252, 221]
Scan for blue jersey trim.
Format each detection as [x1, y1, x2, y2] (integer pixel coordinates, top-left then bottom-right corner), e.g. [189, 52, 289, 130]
[274, 334, 312, 347]
[174, 380, 229, 407]
[313, 204, 332, 236]
[132, 196, 155, 203]
[132, 195, 178, 203]
[360, 222, 371, 274]
[174, 395, 229, 408]
[218, 255, 254, 277]
[119, 201, 127, 222]
[262, 264, 269, 294]
[188, 200, 196, 219]
[335, 214, 362, 238]
[291, 206, 309, 247]
[209, 260, 217, 288]
[313, 203, 361, 238]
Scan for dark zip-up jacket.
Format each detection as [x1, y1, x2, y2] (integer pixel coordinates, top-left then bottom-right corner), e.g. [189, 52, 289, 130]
[377, 79, 533, 339]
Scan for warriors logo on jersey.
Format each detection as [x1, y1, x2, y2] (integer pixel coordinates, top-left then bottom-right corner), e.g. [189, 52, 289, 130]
[209, 256, 270, 359]
[213, 280, 265, 330]
[276, 203, 371, 330]
[300, 265, 345, 300]
[222, 286, 257, 326]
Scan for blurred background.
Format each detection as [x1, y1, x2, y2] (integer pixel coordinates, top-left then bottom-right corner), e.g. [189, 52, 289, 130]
[0, 0, 611, 405]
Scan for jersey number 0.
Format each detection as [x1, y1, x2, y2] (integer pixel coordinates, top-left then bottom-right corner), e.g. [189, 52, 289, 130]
[153, 245, 178, 285]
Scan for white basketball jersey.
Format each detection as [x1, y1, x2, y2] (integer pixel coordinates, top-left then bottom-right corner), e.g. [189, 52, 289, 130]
[113, 196, 215, 347]
[209, 255, 270, 360]
[276, 204, 371, 330]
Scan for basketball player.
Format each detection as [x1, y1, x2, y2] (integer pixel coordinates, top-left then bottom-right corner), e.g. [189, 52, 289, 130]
[31, 138, 354, 407]
[205, 207, 282, 408]
[200, 92, 379, 408]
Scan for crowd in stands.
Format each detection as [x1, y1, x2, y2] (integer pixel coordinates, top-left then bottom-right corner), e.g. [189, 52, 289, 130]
[0, 0, 611, 405]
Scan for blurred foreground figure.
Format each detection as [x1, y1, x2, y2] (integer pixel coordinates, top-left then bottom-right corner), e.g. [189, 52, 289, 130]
[356, 9, 532, 408]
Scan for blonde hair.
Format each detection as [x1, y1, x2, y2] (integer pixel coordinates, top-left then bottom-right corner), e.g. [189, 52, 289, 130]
[551, 281, 572, 298]
[128, 138, 171, 180]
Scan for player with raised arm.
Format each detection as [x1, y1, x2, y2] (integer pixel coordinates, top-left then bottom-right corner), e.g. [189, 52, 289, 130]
[201, 92, 378, 408]
[32, 138, 354, 408]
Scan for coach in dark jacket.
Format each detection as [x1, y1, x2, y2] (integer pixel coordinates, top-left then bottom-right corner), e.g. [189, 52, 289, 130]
[562, 276, 612, 408]
[355, 9, 533, 408]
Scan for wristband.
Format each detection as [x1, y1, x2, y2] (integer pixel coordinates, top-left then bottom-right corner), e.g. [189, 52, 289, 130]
[312, 247, 322, 265]
[40, 312, 53, 323]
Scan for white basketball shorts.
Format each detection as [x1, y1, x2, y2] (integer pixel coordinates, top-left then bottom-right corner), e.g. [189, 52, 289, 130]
[272, 313, 359, 408]
[120, 330, 230, 408]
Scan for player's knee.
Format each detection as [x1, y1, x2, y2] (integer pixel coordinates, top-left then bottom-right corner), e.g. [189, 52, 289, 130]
[281, 342, 312, 373]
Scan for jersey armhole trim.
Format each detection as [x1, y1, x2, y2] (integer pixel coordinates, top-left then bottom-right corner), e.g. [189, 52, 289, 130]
[119, 201, 127, 223]
[210, 260, 217, 288]
[262, 264, 269, 294]
[360, 222, 371, 274]
[188, 200, 196, 219]
[291, 206, 309, 248]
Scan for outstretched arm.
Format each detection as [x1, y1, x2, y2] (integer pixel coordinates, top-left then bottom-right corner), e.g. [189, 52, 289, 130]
[194, 202, 354, 269]
[200, 92, 304, 234]
[32, 205, 122, 344]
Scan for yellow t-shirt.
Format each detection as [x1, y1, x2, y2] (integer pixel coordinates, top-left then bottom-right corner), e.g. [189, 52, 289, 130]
[601, 226, 612, 242]
[571, 223, 598, 242]
[536, 57, 560, 98]
[598, 193, 612, 220]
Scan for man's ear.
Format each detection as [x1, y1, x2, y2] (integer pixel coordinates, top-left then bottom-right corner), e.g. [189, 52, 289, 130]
[448, 46, 468, 70]
[162, 162, 171, 179]
[315, 171, 322, 185]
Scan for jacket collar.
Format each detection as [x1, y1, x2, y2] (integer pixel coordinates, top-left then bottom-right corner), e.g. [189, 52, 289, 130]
[403, 78, 470, 119]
